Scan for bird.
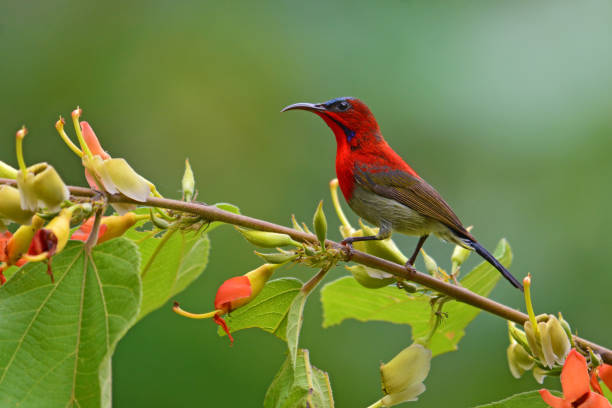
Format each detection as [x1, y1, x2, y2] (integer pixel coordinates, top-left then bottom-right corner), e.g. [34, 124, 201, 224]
[282, 97, 523, 290]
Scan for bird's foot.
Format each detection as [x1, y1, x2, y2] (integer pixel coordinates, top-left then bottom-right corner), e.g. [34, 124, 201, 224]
[339, 238, 355, 261]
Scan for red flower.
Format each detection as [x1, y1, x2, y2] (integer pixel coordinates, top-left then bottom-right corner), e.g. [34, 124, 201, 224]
[0, 231, 11, 263]
[173, 264, 280, 345]
[0, 231, 28, 285]
[540, 349, 612, 408]
[600, 365, 612, 392]
[71, 213, 144, 245]
[71, 218, 106, 242]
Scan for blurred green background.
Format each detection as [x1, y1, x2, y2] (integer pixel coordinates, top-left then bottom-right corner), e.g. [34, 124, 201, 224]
[2, 1, 612, 406]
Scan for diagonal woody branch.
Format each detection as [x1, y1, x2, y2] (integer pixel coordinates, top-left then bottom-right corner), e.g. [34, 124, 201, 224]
[0, 178, 610, 363]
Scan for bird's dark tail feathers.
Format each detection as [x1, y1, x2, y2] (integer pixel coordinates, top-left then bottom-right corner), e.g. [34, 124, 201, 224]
[465, 239, 523, 291]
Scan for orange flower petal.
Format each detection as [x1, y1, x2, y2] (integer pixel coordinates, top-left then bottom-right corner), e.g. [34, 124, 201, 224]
[28, 229, 58, 257]
[213, 275, 251, 312]
[80, 122, 110, 159]
[562, 349, 591, 402]
[539, 389, 571, 408]
[580, 392, 612, 408]
[71, 218, 108, 243]
[0, 231, 12, 263]
[591, 370, 604, 395]
[600, 364, 612, 393]
[213, 314, 234, 345]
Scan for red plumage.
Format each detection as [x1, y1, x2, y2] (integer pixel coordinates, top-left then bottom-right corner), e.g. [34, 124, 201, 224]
[282, 97, 522, 290]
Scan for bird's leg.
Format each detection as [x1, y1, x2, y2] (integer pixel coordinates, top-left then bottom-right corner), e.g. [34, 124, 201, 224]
[340, 223, 391, 260]
[406, 235, 429, 267]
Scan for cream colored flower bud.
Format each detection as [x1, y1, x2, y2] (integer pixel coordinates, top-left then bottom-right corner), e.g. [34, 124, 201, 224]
[507, 342, 534, 379]
[18, 163, 69, 212]
[380, 343, 431, 406]
[421, 249, 439, 276]
[0, 161, 18, 179]
[0, 185, 35, 225]
[540, 315, 571, 367]
[353, 221, 408, 265]
[451, 244, 471, 274]
[532, 366, 549, 384]
[347, 265, 395, 289]
[86, 156, 152, 202]
[524, 320, 543, 362]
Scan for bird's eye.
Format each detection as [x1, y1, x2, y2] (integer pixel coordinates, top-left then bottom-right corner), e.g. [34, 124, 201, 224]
[336, 101, 350, 111]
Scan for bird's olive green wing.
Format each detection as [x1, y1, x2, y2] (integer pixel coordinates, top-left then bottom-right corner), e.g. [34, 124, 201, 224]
[353, 165, 470, 238]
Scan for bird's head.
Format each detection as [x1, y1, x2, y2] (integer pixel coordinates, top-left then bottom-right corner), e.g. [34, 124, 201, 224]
[281, 97, 381, 149]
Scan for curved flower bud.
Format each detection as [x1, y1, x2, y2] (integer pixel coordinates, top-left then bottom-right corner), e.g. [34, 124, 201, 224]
[56, 115, 157, 214]
[329, 178, 355, 237]
[236, 227, 301, 248]
[17, 163, 70, 213]
[346, 264, 395, 289]
[378, 343, 432, 406]
[15, 127, 69, 213]
[0, 185, 35, 225]
[254, 251, 298, 264]
[71, 212, 145, 244]
[507, 341, 535, 379]
[353, 221, 408, 265]
[25, 208, 75, 281]
[0, 160, 18, 179]
[173, 263, 281, 344]
[540, 315, 572, 368]
[420, 249, 439, 277]
[533, 366, 550, 384]
[6, 216, 44, 265]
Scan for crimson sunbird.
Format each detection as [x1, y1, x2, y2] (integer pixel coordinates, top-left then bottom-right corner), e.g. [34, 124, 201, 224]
[282, 97, 523, 290]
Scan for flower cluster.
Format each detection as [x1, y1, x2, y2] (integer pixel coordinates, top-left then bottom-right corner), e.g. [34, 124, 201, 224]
[506, 275, 573, 382]
[540, 349, 612, 408]
[0, 107, 154, 285]
[173, 263, 281, 344]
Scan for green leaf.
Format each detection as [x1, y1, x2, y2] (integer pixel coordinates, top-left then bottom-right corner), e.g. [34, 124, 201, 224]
[0, 239, 141, 408]
[125, 227, 210, 320]
[473, 390, 562, 407]
[218, 278, 302, 341]
[264, 349, 334, 408]
[287, 291, 307, 363]
[320, 239, 512, 356]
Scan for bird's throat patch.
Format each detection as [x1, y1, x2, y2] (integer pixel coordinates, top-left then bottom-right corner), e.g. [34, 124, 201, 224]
[324, 113, 356, 144]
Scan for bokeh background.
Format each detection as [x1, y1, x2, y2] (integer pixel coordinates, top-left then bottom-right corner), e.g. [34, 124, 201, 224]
[2, 1, 612, 406]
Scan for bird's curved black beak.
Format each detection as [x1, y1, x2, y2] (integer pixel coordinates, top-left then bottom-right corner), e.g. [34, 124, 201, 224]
[281, 102, 326, 113]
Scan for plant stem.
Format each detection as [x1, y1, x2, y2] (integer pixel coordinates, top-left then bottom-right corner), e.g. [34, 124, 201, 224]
[0, 177, 610, 364]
